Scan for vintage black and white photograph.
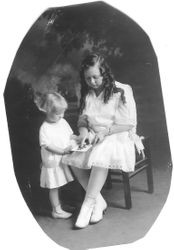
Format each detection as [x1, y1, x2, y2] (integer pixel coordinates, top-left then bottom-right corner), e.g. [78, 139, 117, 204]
[1, 0, 174, 250]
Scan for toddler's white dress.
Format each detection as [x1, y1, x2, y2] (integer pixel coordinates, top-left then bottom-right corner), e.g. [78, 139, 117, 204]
[39, 118, 74, 189]
[63, 82, 144, 172]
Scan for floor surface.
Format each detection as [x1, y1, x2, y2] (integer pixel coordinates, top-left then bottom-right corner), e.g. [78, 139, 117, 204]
[35, 127, 172, 250]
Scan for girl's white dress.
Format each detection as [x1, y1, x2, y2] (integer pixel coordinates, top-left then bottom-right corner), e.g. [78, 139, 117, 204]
[39, 118, 74, 189]
[63, 82, 144, 172]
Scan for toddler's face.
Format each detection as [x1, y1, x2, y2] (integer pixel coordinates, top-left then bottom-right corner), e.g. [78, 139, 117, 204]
[84, 64, 103, 91]
[48, 109, 65, 122]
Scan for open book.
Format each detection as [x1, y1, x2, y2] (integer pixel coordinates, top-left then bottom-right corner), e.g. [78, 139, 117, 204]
[70, 139, 92, 152]
[71, 144, 92, 152]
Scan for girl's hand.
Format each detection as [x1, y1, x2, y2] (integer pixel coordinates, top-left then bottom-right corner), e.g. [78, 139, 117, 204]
[76, 127, 89, 147]
[93, 129, 108, 144]
[63, 145, 73, 154]
[75, 134, 89, 147]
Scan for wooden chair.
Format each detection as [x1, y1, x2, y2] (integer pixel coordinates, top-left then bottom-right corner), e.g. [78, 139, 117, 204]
[105, 136, 154, 209]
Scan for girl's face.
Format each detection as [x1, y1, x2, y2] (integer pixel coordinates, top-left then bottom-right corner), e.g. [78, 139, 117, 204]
[84, 64, 104, 92]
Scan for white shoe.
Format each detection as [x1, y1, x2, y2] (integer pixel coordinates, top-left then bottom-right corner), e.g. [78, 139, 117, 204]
[52, 206, 72, 219]
[75, 199, 95, 229]
[90, 196, 107, 224]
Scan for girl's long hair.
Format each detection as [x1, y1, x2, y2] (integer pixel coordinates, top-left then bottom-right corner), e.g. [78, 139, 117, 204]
[79, 53, 125, 113]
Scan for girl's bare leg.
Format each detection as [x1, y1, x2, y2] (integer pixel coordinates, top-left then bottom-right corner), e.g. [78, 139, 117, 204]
[71, 166, 90, 190]
[74, 167, 108, 228]
[85, 167, 108, 199]
[71, 166, 107, 202]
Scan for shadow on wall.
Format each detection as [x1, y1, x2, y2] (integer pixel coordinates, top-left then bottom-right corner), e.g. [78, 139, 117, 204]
[4, 1, 171, 215]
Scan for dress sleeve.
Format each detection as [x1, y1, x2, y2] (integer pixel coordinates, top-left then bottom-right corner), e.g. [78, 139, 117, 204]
[77, 114, 88, 128]
[39, 124, 50, 147]
[115, 85, 137, 127]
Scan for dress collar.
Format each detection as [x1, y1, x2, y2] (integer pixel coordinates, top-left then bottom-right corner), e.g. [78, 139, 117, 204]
[89, 89, 104, 99]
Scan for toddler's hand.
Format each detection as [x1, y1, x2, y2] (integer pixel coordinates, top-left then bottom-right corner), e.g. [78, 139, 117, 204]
[70, 134, 78, 140]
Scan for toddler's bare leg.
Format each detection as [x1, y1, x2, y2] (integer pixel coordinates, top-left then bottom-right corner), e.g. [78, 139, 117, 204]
[49, 188, 60, 208]
[49, 188, 72, 219]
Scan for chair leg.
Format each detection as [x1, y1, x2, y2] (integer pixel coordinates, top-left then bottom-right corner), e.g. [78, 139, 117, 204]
[122, 171, 132, 209]
[146, 161, 154, 193]
[104, 170, 113, 189]
[144, 138, 154, 193]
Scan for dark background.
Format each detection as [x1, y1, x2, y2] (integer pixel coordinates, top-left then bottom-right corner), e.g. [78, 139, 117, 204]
[4, 2, 171, 215]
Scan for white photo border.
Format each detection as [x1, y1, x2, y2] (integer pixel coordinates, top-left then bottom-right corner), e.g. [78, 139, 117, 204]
[1, 1, 173, 250]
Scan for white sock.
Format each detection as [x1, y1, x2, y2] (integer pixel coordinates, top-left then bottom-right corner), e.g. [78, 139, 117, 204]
[84, 195, 96, 207]
[53, 204, 63, 213]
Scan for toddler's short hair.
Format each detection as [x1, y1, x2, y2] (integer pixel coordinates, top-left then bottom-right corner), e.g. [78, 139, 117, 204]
[42, 92, 68, 114]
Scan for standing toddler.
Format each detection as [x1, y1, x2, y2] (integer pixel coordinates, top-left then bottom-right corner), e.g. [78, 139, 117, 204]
[38, 92, 74, 219]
